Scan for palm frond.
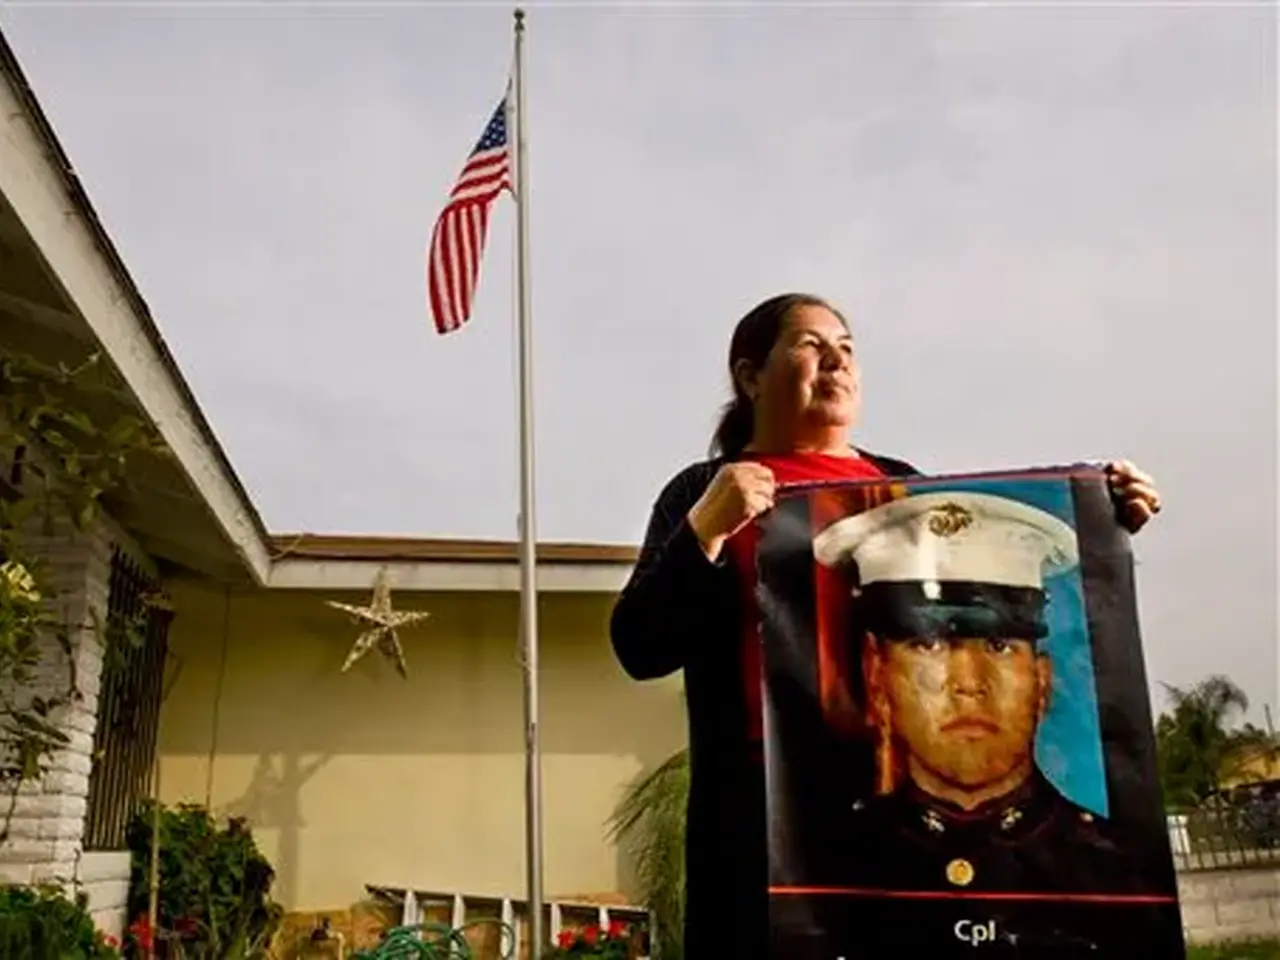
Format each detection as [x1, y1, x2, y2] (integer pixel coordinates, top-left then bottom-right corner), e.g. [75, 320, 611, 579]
[606, 747, 689, 960]
[1157, 675, 1277, 805]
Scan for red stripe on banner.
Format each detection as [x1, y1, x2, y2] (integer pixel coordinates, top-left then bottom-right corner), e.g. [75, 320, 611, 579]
[768, 886, 1178, 905]
[810, 486, 861, 727]
[813, 550, 849, 725]
[808, 482, 909, 731]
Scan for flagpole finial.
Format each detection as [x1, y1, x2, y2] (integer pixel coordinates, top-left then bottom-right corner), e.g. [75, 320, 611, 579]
[514, 7, 525, 27]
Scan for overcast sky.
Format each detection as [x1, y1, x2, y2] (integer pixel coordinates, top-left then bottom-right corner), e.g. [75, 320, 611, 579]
[2, 3, 1275, 717]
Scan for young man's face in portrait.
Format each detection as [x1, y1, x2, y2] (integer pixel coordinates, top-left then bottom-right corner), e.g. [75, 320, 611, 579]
[869, 634, 1052, 809]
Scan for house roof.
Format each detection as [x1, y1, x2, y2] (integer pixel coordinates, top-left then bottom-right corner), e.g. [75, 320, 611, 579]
[269, 534, 639, 565]
[0, 27, 636, 593]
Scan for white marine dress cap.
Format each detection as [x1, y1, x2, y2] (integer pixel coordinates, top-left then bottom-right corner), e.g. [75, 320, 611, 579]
[812, 490, 1080, 594]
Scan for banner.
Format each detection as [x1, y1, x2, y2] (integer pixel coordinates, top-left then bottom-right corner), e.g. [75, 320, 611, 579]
[757, 466, 1185, 958]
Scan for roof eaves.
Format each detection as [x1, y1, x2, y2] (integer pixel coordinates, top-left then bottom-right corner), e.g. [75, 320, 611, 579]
[0, 25, 273, 556]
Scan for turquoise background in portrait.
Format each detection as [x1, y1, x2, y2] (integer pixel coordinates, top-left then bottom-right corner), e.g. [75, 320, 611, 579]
[903, 473, 1108, 817]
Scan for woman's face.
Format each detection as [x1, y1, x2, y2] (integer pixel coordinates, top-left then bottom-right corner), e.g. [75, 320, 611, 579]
[746, 305, 860, 433]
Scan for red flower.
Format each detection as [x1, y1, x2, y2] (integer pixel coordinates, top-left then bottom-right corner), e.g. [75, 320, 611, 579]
[557, 929, 576, 949]
[100, 933, 120, 949]
[582, 924, 600, 945]
[606, 919, 627, 940]
[128, 916, 154, 952]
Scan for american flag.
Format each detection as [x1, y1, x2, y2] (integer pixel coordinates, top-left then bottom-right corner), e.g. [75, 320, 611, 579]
[427, 93, 513, 334]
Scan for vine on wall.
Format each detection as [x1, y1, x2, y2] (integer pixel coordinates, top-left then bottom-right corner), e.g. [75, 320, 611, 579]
[0, 349, 164, 838]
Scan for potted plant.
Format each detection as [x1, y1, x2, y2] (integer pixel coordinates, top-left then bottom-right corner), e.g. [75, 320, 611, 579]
[542, 919, 633, 959]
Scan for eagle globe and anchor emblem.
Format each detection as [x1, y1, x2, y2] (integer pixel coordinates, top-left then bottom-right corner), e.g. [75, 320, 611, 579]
[926, 501, 975, 538]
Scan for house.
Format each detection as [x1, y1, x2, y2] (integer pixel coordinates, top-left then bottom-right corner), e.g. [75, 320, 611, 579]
[0, 28, 684, 944]
[1220, 744, 1280, 790]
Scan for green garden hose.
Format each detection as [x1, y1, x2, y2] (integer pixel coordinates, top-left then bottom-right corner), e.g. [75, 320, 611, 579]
[350, 919, 517, 960]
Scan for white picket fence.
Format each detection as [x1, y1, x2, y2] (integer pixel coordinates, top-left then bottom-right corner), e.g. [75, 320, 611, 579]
[365, 884, 651, 959]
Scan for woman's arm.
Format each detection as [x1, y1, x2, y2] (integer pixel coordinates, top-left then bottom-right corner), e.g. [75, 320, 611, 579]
[610, 464, 733, 680]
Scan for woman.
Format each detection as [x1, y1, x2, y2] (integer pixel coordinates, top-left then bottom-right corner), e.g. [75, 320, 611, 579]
[608, 292, 1160, 958]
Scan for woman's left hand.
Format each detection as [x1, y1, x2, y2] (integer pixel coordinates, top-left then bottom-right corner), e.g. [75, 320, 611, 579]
[1107, 460, 1162, 534]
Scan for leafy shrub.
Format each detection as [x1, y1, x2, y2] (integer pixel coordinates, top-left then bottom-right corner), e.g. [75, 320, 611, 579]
[1236, 793, 1280, 850]
[0, 883, 120, 959]
[125, 801, 282, 958]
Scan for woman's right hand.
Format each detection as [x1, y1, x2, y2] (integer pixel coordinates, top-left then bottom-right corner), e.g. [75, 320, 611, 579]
[686, 462, 777, 561]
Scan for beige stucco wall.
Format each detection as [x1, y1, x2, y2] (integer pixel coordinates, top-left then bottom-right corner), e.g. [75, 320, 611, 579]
[156, 577, 685, 913]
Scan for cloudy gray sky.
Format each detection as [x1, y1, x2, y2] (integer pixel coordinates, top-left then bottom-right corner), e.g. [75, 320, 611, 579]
[2, 2, 1275, 717]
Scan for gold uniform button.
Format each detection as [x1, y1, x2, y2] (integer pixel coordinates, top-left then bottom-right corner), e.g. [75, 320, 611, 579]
[946, 858, 975, 887]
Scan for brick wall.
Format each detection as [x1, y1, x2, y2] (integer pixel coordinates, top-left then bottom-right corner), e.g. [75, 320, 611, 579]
[0, 517, 113, 887]
[1178, 866, 1280, 944]
[77, 850, 132, 941]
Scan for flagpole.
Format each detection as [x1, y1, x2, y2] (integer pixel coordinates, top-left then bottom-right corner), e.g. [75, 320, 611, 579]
[512, 7, 545, 956]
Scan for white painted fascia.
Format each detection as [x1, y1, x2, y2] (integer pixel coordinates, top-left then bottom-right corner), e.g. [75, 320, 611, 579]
[0, 59, 272, 585]
[268, 558, 633, 594]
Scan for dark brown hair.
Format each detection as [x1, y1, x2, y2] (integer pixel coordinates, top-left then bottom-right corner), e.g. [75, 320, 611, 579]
[711, 292, 847, 458]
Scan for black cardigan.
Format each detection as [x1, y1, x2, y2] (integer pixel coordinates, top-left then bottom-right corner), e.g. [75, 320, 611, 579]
[610, 450, 918, 959]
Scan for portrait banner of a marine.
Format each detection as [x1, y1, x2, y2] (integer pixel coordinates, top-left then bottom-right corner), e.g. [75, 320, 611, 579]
[754, 465, 1184, 958]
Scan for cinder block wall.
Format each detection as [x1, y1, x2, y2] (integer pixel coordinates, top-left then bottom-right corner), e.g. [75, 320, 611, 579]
[0, 519, 112, 886]
[0, 517, 139, 942]
[1178, 867, 1280, 944]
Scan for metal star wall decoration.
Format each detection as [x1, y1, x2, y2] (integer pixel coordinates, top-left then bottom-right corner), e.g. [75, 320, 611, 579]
[326, 566, 429, 677]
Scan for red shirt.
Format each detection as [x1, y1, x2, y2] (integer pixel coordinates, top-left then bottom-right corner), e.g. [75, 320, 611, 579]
[724, 452, 886, 747]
